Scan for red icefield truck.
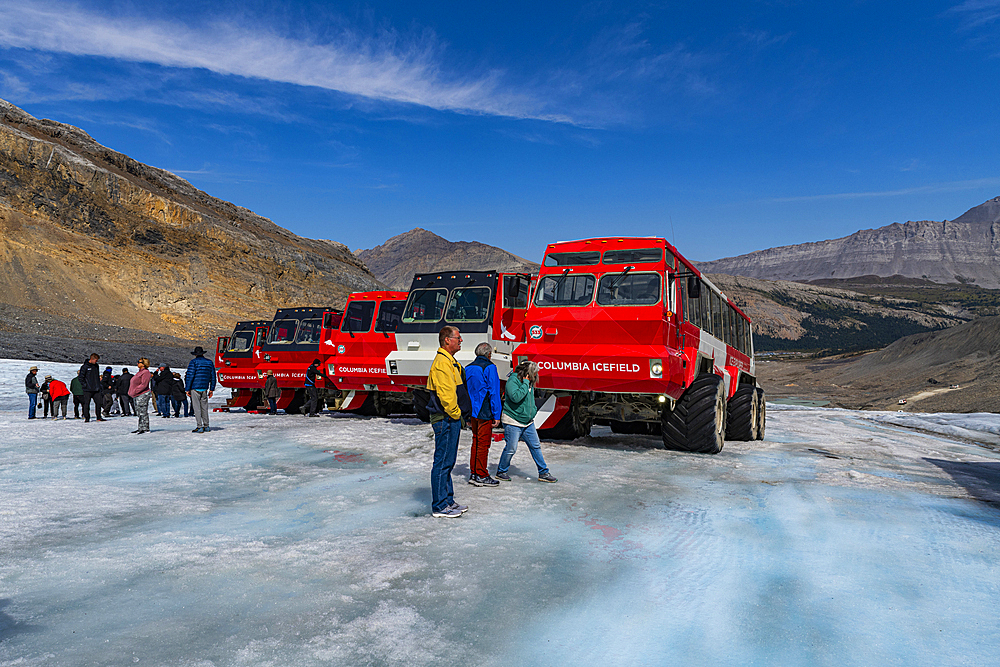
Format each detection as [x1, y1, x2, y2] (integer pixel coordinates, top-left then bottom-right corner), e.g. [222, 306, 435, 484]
[254, 306, 339, 414]
[513, 236, 766, 453]
[320, 290, 410, 416]
[215, 319, 271, 411]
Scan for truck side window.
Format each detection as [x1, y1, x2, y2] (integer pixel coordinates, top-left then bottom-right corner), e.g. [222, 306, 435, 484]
[375, 300, 405, 332]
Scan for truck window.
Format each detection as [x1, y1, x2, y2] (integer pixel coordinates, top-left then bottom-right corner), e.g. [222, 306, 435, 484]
[268, 320, 298, 344]
[227, 331, 254, 352]
[402, 289, 448, 323]
[502, 275, 529, 308]
[342, 301, 376, 333]
[712, 292, 723, 339]
[543, 251, 600, 267]
[375, 300, 405, 332]
[665, 249, 676, 270]
[446, 287, 492, 322]
[699, 283, 712, 335]
[602, 248, 663, 264]
[296, 319, 323, 344]
[596, 273, 661, 306]
[534, 274, 596, 307]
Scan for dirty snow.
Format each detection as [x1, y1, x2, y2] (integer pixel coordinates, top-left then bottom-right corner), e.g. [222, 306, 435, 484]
[2, 359, 1000, 666]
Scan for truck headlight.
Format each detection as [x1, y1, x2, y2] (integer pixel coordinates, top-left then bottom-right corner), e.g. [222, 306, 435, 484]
[650, 359, 663, 378]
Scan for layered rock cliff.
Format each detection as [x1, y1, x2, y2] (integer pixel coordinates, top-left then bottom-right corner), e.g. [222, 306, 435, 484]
[0, 99, 382, 338]
[357, 228, 539, 289]
[698, 198, 1000, 288]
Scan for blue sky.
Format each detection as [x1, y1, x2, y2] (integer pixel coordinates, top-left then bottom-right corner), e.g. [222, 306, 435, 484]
[2, 1, 1000, 264]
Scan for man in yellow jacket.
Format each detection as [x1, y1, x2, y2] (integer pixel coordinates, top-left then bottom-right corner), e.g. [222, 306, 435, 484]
[427, 326, 472, 518]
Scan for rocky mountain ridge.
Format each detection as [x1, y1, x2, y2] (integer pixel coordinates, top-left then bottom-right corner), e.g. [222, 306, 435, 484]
[698, 197, 1000, 288]
[0, 98, 382, 339]
[357, 228, 539, 289]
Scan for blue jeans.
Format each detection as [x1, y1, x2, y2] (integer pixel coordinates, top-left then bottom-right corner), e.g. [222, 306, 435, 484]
[497, 423, 549, 476]
[27, 393, 37, 419]
[156, 394, 171, 416]
[430, 418, 462, 512]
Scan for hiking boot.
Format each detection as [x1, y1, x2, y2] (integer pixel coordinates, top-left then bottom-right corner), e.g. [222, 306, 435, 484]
[432, 507, 463, 518]
[449, 503, 469, 514]
[468, 475, 485, 486]
[538, 472, 558, 483]
[495, 471, 511, 481]
[480, 476, 500, 487]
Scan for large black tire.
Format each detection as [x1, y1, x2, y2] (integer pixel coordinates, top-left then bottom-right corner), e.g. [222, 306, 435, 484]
[661, 373, 727, 454]
[725, 385, 757, 441]
[754, 387, 766, 440]
[345, 392, 377, 416]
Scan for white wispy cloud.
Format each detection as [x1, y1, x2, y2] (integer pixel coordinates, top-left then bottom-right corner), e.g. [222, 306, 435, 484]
[770, 177, 1000, 202]
[0, 1, 571, 123]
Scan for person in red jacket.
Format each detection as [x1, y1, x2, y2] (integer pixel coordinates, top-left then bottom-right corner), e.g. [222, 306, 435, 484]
[48, 377, 71, 420]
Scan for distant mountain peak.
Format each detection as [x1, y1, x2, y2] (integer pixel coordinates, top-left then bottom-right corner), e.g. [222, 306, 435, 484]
[358, 228, 539, 289]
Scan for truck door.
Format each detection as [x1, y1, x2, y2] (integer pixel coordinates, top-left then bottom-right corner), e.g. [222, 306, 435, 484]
[493, 273, 532, 342]
[215, 336, 229, 366]
[253, 326, 269, 361]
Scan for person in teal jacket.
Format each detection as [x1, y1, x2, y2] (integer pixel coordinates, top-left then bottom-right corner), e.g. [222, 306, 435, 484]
[495, 360, 557, 483]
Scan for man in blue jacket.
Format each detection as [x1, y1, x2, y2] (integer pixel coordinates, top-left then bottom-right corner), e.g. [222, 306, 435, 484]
[185, 346, 217, 433]
[465, 342, 502, 487]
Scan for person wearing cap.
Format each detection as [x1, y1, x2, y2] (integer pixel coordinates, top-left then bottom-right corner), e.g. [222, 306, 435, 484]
[185, 346, 217, 433]
[101, 367, 117, 416]
[264, 369, 280, 415]
[48, 376, 70, 419]
[78, 353, 105, 422]
[24, 366, 39, 419]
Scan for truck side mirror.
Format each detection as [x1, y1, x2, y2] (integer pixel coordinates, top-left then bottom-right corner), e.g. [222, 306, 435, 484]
[687, 276, 701, 300]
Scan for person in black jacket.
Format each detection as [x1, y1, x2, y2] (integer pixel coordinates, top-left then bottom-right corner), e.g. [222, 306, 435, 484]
[78, 353, 105, 422]
[116, 368, 134, 416]
[40, 375, 53, 419]
[101, 367, 117, 416]
[304, 359, 333, 417]
[153, 365, 174, 418]
[25, 366, 40, 419]
[170, 371, 188, 417]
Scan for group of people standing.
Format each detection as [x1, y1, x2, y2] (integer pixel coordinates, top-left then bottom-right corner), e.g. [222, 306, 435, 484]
[23, 346, 218, 433]
[426, 325, 557, 519]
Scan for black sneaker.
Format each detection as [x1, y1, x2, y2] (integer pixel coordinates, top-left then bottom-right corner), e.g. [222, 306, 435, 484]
[480, 476, 500, 487]
[495, 471, 511, 481]
[192, 427, 202, 433]
[468, 475, 485, 487]
[538, 472, 558, 483]
[449, 503, 469, 514]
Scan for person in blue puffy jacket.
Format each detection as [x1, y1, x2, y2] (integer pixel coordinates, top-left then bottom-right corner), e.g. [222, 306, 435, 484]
[464, 342, 502, 487]
[185, 346, 217, 433]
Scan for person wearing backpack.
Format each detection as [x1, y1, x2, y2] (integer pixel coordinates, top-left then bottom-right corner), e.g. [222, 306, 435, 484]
[464, 342, 502, 487]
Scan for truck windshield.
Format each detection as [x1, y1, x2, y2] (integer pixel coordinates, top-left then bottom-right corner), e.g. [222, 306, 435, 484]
[402, 289, 448, 323]
[375, 300, 405, 332]
[597, 273, 661, 306]
[534, 274, 596, 307]
[602, 248, 663, 264]
[445, 287, 491, 322]
[267, 320, 298, 344]
[295, 319, 323, 343]
[226, 331, 254, 352]
[342, 301, 376, 333]
[543, 251, 600, 267]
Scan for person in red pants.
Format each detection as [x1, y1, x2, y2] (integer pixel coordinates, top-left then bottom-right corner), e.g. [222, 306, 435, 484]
[464, 342, 503, 487]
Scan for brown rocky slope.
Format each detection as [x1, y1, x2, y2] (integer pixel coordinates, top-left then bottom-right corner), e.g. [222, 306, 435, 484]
[0, 99, 382, 340]
[357, 228, 539, 290]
